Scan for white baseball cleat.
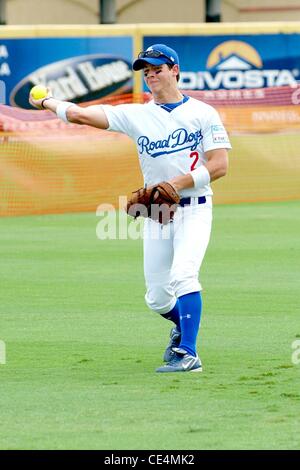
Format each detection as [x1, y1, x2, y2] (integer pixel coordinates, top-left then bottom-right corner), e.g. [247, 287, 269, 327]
[156, 348, 202, 373]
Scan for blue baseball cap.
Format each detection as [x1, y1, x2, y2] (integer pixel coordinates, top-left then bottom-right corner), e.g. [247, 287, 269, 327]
[132, 44, 179, 71]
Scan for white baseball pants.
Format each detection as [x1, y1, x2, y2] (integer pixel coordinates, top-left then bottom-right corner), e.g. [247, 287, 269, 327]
[143, 197, 212, 314]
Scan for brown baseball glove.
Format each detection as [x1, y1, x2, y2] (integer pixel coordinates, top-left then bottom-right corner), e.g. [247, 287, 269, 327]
[126, 181, 181, 225]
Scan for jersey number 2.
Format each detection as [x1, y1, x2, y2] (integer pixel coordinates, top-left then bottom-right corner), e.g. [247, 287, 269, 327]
[190, 151, 199, 171]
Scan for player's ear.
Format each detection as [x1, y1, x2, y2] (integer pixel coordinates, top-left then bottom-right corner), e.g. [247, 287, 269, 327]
[172, 64, 180, 78]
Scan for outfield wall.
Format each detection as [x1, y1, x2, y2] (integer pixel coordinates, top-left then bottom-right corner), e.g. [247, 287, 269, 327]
[1, 23, 300, 216]
[3, 22, 300, 106]
[1, 130, 299, 217]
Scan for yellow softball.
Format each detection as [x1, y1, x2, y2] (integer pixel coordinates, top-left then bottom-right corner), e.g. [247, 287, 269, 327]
[30, 85, 48, 100]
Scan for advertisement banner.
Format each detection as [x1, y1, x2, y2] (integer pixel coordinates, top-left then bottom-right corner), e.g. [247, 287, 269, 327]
[0, 36, 133, 108]
[178, 87, 300, 132]
[143, 34, 300, 91]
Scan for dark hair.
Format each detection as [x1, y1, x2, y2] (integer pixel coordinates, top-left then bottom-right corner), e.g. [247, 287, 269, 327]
[167, 63, 180, 82]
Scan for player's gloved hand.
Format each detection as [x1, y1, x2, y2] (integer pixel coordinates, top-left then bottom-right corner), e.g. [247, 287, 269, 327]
[29, 87, 53, 110]
[126, 181, 181, 225]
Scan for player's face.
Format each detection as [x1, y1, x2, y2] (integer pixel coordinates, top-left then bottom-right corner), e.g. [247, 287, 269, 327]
[143, 64, 176, 94]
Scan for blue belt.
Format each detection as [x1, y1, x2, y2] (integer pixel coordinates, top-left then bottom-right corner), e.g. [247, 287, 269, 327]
[179, 196, 206, 207]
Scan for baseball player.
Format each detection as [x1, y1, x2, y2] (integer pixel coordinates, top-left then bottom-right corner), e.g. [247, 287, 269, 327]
[29, 44, 231, 373]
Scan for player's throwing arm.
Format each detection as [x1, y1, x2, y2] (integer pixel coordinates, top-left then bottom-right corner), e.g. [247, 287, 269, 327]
[29, 85, 109, 129]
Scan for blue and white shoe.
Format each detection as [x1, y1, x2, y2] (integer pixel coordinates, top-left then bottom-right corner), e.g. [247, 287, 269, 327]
[157, 348, 202, 373]
[163, 326, 181, 362]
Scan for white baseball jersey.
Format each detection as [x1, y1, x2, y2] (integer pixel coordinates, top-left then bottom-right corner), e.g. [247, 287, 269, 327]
[102, 97, 231, 197]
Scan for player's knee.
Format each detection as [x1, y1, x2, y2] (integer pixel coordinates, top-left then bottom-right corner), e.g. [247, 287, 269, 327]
[145, 288, 175, 315]
[172, 271, 201, 298]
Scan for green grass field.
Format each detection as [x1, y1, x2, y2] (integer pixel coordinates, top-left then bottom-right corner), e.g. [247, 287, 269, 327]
[0, 201, 299, 450]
